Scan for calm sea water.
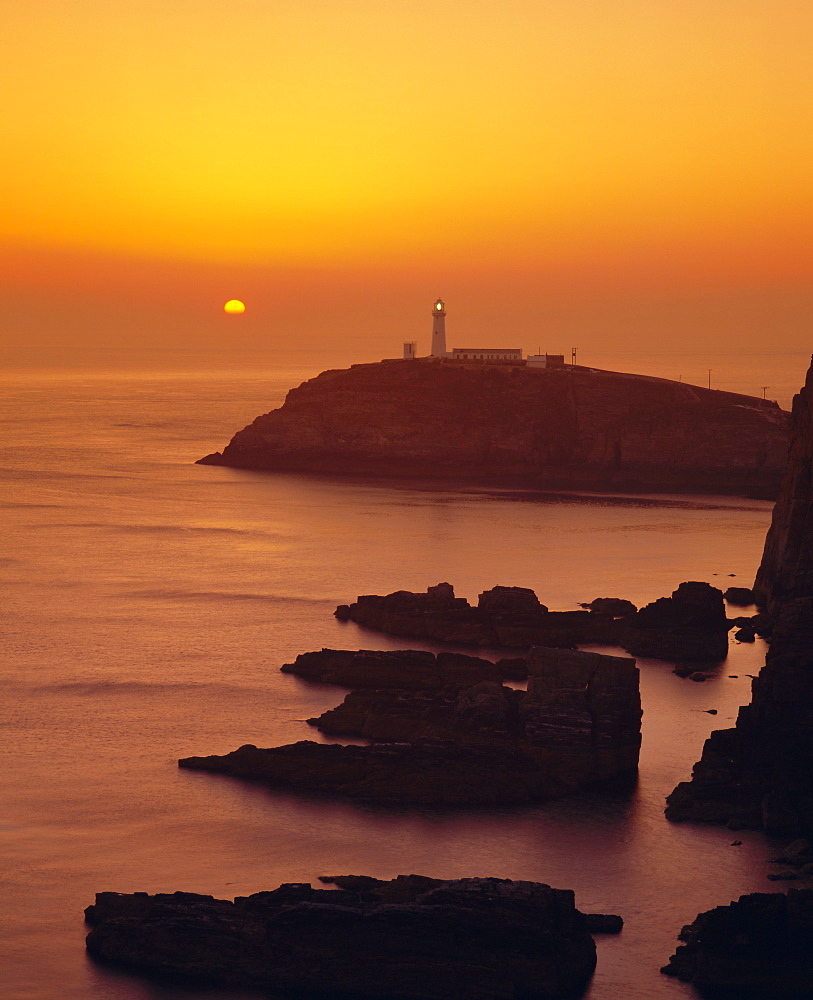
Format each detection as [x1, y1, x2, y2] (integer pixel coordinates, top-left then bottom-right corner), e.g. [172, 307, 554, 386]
[1, 350, 808, 1000]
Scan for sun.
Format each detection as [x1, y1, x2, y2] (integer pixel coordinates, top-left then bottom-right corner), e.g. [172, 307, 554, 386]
[223, 299, 246, 315]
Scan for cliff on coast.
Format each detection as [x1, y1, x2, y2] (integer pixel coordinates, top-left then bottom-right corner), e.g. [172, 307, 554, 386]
[667, 357, 813, 835]
[199, 359, 789, 497]
[754, 358, 813, 607]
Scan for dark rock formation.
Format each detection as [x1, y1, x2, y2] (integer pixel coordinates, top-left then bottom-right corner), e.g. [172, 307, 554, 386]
[661, 890, 813, 996]
[580, 597, 637, 616]
[730, 611, 775, 638]
[338, 583, 503, 647]
[584, 913, 624, 934]
[667, 360, 813, 836]
[182, 647, 641, 805]
[619, 581, 730, 661]
[281, 648, 502, 688]
[754, 358, 813, 607]
[339, 581, 729, 662]
[520, 647, 642, 784]
[310, 647, 642, 791]
[197, 359, 788, 497]
[478, 585, 548, 614]
[734, 626, 756, 642]
[666, 597, 813, 833]
[85, 875, 601, 999]
[311, 682, 520, 743]
[181, 739, 561, 806]
[724, 586, 756, 606]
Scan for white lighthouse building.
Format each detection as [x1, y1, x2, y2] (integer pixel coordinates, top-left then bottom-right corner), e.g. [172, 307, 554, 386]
[431, 298, 447, 357]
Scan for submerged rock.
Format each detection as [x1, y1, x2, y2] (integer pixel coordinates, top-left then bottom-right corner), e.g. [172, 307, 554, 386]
[661, 890, 813, 996]
[86, 875, 603, 999]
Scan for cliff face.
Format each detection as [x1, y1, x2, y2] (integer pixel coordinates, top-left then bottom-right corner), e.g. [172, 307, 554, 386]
[754, 357, 813, 606]
[667, 357, 813, 835]
[199, 360, 788, 496]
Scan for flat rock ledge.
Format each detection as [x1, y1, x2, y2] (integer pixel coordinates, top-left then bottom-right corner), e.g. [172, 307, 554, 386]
[182, 646, 642, 806]
[282, 647, 516, 687]
[336, 581, 731, 663]
[661, 889, 813, 997]
[86, 875, 615, 999]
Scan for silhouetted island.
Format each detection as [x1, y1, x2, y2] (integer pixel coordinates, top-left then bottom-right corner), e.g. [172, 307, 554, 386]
[197, 359, 788, 497]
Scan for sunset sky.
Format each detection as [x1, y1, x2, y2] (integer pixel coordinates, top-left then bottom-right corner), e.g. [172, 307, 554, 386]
[2, 0, 811, 363]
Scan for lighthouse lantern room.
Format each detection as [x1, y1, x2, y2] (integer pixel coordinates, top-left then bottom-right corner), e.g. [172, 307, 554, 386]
[431, 298, 447, 357]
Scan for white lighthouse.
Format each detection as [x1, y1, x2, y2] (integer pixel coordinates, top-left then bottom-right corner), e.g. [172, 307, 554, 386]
[431, 298, 447, 357]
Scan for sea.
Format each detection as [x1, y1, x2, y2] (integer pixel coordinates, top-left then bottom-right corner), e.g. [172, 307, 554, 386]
[1, 347, 810, 1000]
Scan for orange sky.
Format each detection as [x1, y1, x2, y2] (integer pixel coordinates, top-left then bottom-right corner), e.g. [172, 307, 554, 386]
[2, 0, 811, 363]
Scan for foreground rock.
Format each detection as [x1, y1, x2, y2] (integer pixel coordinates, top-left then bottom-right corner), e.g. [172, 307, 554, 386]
[86, 875, 604, 999]
[182, 647, 641, 805]
[197, 358, 788, 497]
[338, 581, 730, 662]
[662, 890, 813, 995]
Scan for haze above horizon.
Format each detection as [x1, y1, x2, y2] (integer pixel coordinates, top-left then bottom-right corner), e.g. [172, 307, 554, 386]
[2, 1, 811, 362]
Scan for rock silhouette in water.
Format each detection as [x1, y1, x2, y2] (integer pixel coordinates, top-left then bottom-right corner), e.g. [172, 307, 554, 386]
[197, 359, 788, 497]
[661, 889, 813, 995]
[338, 581, 730, 663]
[281, 647, 508, 688]
[667, 357, 813, 835]
[85, 875, 606, 999]
[182, 646, 641, 805]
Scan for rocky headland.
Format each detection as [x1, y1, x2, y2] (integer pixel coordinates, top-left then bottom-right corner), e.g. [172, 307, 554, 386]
[180, 646, 642, 805]
[661, 889, 813, 995]
[336, 580, 731, 663]
[666, 358, 813, 835]
[197, 359, 788, 497]
[85, 875, 617, 999]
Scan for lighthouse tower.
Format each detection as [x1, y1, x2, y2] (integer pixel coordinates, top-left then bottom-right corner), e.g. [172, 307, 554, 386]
[431, 298, 447, 357]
